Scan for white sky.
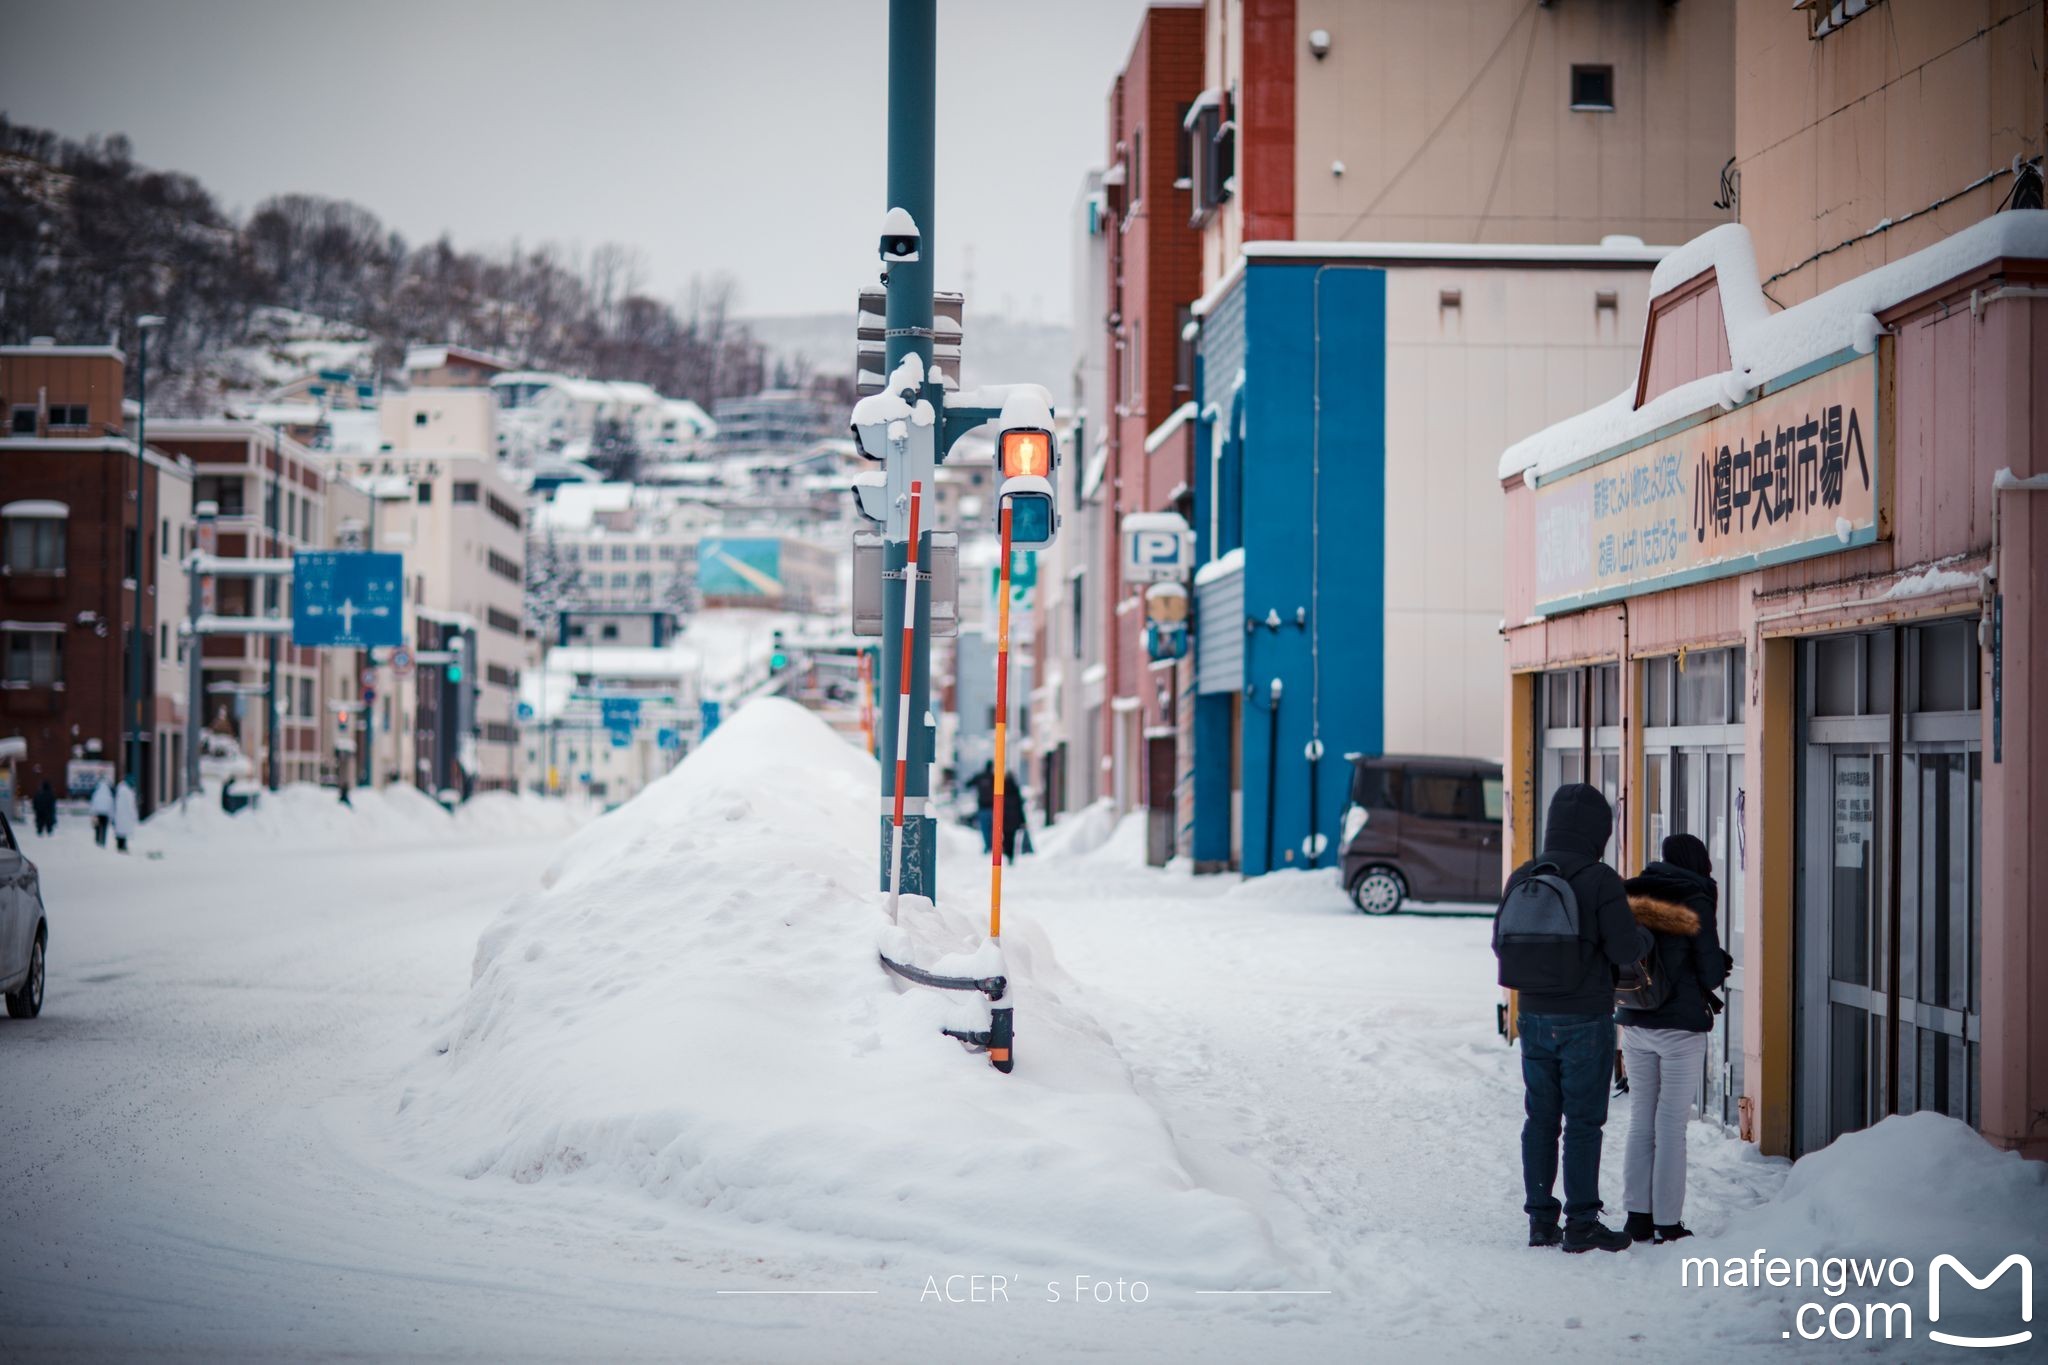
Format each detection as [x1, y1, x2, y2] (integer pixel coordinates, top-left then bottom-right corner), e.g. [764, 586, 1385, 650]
[0, 0, 1159, 324]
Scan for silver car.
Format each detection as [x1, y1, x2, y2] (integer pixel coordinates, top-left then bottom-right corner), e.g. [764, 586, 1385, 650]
[0, 810, 47, 1019]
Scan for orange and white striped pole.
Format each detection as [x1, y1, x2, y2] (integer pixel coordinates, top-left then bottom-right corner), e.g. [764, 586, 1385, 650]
[985, 503, 1017, 1073]
[988, 503, 1014, 941]
[858, 648, 875, 757]
[886, 481, 925, 923]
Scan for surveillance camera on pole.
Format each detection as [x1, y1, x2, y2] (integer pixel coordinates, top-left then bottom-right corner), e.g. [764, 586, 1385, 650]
[879, 206, 921, 266]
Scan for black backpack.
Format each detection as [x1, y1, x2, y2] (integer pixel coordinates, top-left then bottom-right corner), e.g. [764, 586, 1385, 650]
[1615, 948, 1676, 1012]
[1493, 861, 1589, 993]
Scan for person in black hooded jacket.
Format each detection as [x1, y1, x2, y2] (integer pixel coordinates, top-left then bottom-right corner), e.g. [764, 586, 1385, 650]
[1616, 832, 1730, 1245]
[1498, 783, 1652, 1254]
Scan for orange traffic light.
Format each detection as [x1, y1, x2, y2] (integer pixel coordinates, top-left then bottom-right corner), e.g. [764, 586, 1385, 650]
[1000, 428, 1050, 479]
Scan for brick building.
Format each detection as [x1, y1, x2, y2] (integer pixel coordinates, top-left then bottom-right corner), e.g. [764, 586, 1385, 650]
[1, 341, 194, 811]
[1100, 2, 1206, 830]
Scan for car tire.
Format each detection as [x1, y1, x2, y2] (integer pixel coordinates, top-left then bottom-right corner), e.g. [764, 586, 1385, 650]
[5, 930, 43, 1019]
[1350, 866, 1406, 916]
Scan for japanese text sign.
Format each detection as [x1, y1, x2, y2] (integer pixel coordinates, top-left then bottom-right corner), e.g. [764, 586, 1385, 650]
[1532, 352, 1879, 615]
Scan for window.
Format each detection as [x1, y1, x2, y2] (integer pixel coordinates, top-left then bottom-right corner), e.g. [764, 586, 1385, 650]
[600, 624, 620, 641]
[3, 509, 67, 573]
[634, 545, 651, 562]
[1406, 772, 1475, 820]
[3, 629, 63, 685]
[658, 545, 677, 560]
[416, 482, 433, 504]
[610, 546, 628, 563]
[1482, 775, 1505, 822]
[1130, 129, 1142, 206]
[1173, 104, 1192, 181]
[452, 481, 480, 504]
[10, 406, 35, 434]
[1070, 569, 1086, 659]
[485, 492, 521, 529]
[1350, 763, 1403, 811]
[487, 550, 521, 584]
[488, 607, 521, 635]
[1570, 65, 1614, 111]
[196, 476, 245, 518]
[1186, 97, 1235, 224]
[414, 411, 429, 427]
[299, 677, 314, 719]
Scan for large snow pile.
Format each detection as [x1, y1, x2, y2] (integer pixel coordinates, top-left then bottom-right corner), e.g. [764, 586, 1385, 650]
[1677, 1112, 2048, 1351]
[140, 781, 586, 851]
[383, 698, 1279, 1281]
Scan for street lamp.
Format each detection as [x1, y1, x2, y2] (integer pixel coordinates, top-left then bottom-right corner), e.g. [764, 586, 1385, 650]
[129, 314, 165, 805]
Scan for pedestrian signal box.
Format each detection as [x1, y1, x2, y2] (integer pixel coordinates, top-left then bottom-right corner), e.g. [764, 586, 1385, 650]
[997, 426, 1058, 548]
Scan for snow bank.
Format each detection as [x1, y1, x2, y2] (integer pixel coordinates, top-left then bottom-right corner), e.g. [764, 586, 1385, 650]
[385, 700, 1278, 1280]
[139, 781, 587, 852]
[1684, 1113, 2048, 1350]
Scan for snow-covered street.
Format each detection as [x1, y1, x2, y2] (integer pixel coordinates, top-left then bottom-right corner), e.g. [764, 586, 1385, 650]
[3, 706, 2043, 1363]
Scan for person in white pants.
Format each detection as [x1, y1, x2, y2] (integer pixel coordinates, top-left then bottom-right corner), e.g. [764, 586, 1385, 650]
[1615, 833, 1730, 1244]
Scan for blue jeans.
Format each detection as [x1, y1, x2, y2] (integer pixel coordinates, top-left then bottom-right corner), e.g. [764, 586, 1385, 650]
[1519, 1012, 1616, 1222]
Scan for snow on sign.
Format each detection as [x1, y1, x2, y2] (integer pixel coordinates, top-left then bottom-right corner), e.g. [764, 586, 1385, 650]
[1531, 351, 1879, 616]
[292, 551, 404, 648]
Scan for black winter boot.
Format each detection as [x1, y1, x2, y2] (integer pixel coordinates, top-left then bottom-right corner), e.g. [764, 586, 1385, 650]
[1528, 1218, 1563, 1248]
[1624, 1211, 1655, 1242]
[1654, 1223, 1694, 1244]
[1562, 1219, 1633, 1254]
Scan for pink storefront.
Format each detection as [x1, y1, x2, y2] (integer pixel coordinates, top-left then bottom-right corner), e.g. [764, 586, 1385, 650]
[1497, 212, 2048, 1161]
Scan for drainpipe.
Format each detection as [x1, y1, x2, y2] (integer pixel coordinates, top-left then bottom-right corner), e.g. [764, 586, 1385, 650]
[1263, 675, 1282, 874]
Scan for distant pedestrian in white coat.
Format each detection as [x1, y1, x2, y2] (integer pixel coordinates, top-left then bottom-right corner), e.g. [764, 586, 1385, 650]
[89, 778, 115, 847]
[112, 777, 139, 854]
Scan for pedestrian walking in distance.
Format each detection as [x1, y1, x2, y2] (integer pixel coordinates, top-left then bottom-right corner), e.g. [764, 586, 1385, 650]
[1000, 771, 1026, 866]
[1617, 833, 1730, 1246]
[112, 776, 140, 854]
[89, 776, 114, 847]
[1493, 783, 1653, 1254]
[31, 780, 58, 837]
[970, 761, 996, 855]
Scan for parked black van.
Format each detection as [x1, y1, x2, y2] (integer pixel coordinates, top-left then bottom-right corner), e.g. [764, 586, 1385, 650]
[1339, 755, 1505, 913]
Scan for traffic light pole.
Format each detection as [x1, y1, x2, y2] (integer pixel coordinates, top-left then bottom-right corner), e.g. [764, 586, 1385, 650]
[876, 0, 939, 902]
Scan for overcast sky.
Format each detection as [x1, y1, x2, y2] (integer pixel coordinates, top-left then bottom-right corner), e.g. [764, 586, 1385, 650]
[1, 0, 1157, 324]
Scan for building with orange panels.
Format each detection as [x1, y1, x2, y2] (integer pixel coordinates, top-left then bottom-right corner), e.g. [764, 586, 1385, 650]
[1496, 0, 2047, 1159]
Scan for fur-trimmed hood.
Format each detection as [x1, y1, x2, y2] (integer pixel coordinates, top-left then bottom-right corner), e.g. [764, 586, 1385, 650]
[1628, 894, 1701, 936]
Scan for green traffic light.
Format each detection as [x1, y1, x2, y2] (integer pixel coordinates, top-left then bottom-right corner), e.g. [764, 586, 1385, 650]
[447, 664, 463, 682]
[771, 652, 789, 670]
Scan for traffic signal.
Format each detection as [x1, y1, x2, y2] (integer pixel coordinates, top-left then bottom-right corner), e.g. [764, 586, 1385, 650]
[446, 634, 465, 683]
[770, 631, 789, 672]
[996, 424, 1058, 547]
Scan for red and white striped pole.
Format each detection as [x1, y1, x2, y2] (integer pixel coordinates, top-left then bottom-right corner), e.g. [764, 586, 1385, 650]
[886, 480, 925, 922]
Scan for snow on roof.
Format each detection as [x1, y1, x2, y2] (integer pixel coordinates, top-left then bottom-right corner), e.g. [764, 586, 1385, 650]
[1122, 511, 1188, 534]
[1143, 402, 1198, 454]
[1498, 210, 2048, 483]
[403, 343, 513, 373]
[1182, 88, 1221, 130]
[1100, 162, 1127, 188]
[1194, 546, 1245, 587]
[1193, 236, 1669, 318]
[1242, 235, 1667, 266]
[2, 499, 69, 517]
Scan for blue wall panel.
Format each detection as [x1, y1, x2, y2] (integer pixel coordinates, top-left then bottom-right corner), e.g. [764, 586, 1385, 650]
[1234, 263, 1387, 877]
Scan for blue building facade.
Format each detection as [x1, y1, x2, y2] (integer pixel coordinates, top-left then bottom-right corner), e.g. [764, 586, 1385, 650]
[1190, 262, 1386, 876]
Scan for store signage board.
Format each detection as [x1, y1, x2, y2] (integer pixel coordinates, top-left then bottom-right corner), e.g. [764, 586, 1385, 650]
[1531, 350, 1879, 617]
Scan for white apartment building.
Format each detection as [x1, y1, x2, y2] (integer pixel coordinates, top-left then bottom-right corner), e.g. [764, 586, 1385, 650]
[494, 372, 716, 468]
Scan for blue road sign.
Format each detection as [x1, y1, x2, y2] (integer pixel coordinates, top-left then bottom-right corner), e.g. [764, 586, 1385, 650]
[516, 700, 535, 723]
[699, 699, 722, 739]
[599, 695, 642, 729]
[293, 552, 404, 648]
[608, 727, 632, 749]
[657, 727, 680, 751]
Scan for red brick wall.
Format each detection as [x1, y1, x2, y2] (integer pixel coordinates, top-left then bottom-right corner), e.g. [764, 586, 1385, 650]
[1242, 0, 1296, 244]
[0, 447, 157, 791]
[1104, 3, 1205, 785]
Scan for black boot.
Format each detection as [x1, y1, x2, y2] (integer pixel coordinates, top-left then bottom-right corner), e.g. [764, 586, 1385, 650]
[1562, 1219, 1633, 1254]
[1654, 1223, 1694, 1244]
[1529, 1218, 1563, 1248]
[1624, 1211, 1655, 1242]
